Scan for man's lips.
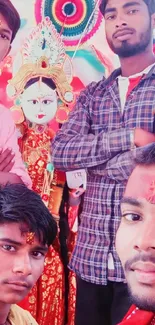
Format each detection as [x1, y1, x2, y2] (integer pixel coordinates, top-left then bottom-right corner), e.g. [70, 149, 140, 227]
[131, 262, 155, 284]
[113, 28, 133, 40]
[5, 280, 31, 291]
[7, 281, 28, 287]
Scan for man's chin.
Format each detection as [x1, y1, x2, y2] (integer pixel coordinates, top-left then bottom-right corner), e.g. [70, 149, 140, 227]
[128, 285, 155, 312]
[1, 293, 27, 305]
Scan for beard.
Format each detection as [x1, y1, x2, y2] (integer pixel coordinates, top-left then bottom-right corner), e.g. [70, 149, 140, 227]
[127, 284, 155, 312]
[107, 23, 152, 58]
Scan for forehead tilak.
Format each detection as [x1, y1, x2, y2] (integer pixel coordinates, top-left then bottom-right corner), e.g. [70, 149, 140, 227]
[146, 180, 155, 204]
[26, 232, 35, 245]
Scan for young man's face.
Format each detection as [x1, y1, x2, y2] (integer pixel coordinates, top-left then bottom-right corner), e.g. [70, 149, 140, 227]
[0, 222, 48, 304]
[0, 13, 12, 63]
[104, 0, 155, 58]
[116, 165, 155, 312]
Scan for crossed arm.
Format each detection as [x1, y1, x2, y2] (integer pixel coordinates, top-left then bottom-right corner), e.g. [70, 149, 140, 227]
[51, 86, 155, 182]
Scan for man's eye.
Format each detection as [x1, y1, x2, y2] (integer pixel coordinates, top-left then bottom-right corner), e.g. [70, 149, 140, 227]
[2, 245, 15, 251]
[106, 15, 116, 20]
[32, 251, 45, 258]
[0, 33, 9, 40]
[128, 9, 139, 14]
[122, 213, 141, 222]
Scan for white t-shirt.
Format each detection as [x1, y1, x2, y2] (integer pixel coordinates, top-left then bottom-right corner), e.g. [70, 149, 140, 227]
[117, 63, 155, 112]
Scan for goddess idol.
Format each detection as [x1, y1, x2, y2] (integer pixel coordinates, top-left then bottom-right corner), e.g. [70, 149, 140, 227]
[7, 17, 81, 325]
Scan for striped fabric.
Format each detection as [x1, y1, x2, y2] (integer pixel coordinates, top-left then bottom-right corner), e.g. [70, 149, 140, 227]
[52, 66, 155, 285]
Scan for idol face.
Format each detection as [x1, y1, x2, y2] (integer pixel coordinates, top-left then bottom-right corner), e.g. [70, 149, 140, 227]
[20, 81, 58, 125]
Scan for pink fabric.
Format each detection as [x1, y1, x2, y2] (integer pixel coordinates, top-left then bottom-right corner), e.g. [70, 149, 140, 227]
[0, 105, 32, 188]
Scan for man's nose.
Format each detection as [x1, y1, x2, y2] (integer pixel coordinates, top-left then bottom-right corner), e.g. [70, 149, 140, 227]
[134, 222, 155, 253]
[12, 254, 32, 276]
[115, 15, 128, 28]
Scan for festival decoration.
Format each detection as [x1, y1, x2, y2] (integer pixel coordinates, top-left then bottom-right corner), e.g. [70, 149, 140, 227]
[35, 0, 103, 48]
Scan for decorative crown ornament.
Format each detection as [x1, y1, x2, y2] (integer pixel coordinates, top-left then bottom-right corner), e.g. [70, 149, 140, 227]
[7, 17, 74, 105]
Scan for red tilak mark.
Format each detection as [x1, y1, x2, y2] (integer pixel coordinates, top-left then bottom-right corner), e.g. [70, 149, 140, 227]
[41, 61, 47, 68]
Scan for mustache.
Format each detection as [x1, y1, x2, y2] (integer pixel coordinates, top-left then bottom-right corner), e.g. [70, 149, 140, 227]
[125, 253, 155, 271]
[3, 277, 32, 289]
[113, 27, 135, 39]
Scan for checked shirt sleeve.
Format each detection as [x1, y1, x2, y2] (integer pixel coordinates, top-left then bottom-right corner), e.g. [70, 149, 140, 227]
[88, 150, 135, 181]
[51, 84, 134, 171]
[89, 144, 147, 182]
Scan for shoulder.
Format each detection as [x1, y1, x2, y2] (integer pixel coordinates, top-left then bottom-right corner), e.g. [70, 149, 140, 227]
[0, 105, 16, 137]
[79, 78, 106, 97]
[0, 105, 14, 123]
[76, 79, 106, 107]
[9, 305, 38, 325]
[78, 68, 121, 100]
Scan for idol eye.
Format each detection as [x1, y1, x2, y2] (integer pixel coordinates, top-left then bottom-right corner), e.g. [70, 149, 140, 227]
[28, 100, 38, 105]
[42, 100, 52, 105]
[32, 100, 38, 105]
[122, 213, 142, 222]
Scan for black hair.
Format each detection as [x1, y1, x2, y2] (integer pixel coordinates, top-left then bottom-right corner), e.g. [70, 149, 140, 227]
[99, 0, 155, 16]
[25, 77, 56, 90]
[135, 143, 155, 166]
[0, 183, 57, 246]
[0, 0, 20, 43]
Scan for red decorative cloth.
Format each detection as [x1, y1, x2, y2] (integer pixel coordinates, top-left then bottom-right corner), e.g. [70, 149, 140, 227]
[118, 305, 154, 325]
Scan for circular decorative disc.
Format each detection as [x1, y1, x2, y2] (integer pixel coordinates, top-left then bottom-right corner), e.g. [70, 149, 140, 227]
[35, 0, 103, 47]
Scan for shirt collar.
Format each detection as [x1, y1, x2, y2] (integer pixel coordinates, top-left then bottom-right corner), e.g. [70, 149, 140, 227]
[103, 64, 155, 88]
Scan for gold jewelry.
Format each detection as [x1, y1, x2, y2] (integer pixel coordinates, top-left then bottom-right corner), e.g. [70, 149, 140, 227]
[7, 58, 74, 104]
[56, 104, 70, 124]
[7, 17, 74, 106]
[10, 105, 25, 124]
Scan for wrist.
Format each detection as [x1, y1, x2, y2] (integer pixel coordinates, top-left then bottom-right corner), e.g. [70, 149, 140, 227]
[130, 129, 136, 150]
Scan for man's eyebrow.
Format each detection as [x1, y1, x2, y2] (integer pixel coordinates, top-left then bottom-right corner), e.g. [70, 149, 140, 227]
[123, 1, 141, 9]
[104, 1, 141, 15]
[0, 238, 48, 252]
[0, 28, 12, 36]
[33, 245, 48, 253]
[104, 7, 116, 15]
[0, 238, 22, 246]
[121, 196, 144, 208]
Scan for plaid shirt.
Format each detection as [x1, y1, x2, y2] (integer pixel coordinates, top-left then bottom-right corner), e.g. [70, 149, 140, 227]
[52, 65, 155, 285]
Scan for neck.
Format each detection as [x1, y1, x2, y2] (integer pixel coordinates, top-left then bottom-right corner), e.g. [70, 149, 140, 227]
[0, 303, 10, 324]
[120, 48, 155, 77]
[28, 121, 48, 132]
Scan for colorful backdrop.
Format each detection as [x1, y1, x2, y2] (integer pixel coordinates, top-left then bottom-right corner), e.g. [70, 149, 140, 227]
[0, 0, 119, 108]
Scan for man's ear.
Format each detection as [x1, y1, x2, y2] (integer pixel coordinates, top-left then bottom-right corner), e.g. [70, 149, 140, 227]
[151, 13, 155, 29]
